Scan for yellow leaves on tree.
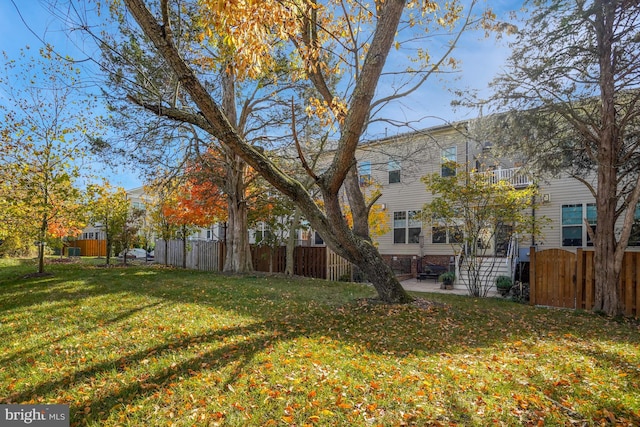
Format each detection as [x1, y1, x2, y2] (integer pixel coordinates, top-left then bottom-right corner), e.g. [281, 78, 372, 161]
[342, 183, 390, 243]
[198, 0, 300, 80]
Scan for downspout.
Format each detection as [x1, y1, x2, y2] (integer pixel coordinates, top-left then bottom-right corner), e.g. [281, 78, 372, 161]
[531, 181, 537, 247]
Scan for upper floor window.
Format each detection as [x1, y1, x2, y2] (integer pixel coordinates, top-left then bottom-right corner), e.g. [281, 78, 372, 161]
[132, 201, 145, 211]
[358, 161, 372, 186]
[388, 159, 401, 184]
[441, 147, 457, 177]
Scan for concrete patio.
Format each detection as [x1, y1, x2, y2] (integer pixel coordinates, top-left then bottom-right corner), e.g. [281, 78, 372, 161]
[401, 277, 500, 297]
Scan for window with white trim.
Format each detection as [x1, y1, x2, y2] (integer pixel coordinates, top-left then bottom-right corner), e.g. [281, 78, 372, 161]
[441, 146, 457, 177]
[255, 223, 272, 244]
[358, 161, 372, 186]
[562, 203, 596, 247]
[408, 210, 421, 243]
[388, 159, 401, 184]
[393, 210, 422, 244]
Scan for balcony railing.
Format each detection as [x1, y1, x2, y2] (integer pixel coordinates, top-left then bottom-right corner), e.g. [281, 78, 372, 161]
[476, 167, 532, 188]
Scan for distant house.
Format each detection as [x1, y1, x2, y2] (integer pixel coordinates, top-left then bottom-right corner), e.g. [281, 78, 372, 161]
[75, 186, 153, 256]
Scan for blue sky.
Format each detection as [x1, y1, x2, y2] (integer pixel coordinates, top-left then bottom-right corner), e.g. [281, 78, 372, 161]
[0, 0, 523, 189]
[0, 0, 144, 190]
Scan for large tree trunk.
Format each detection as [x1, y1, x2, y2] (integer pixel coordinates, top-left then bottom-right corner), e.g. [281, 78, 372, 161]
[163, 237, 168, 266]
[182, 225, 187, 269]
[123, 0, 411, 303]
[220, 64, 253, 273]
[285, 208, 302, 276]
[592, 0, 621, 316]
[223, 153, 253, 273]
[224, 193, 253, 272]
[320, 190, 412, 303]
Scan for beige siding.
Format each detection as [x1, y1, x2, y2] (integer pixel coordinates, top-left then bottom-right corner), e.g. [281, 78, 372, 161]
[360, 125, 474, 257]
[337, 121, 639, 258]
[534, 173, 638, 252]
[534, 174, 596, 250]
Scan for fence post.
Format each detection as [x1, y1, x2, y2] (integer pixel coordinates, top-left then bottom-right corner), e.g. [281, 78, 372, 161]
[575, 248, 583, 310]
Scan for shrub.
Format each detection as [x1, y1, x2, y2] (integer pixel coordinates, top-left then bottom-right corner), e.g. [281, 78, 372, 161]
[495, 275, 512, 289]
[439, 271, 455, 283]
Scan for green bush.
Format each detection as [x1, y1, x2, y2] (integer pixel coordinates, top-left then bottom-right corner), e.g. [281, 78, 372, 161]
[439, 271, 455, 283]
[495, 275, 513, 289]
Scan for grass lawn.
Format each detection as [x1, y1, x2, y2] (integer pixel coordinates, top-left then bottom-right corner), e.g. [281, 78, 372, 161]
[1, 258, 639, 426]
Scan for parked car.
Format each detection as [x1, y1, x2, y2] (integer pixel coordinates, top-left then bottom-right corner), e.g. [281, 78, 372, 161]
[120, 248, 153, 259]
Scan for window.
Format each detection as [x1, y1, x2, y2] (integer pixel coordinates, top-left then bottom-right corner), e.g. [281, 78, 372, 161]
[358, 161, 372, 186]
[432, 226, 447, 244]
[562, 203, 596, 247]
[393, 210, 422, 244]
[562, 204, 583, 246]
[431, 224, 463, 244]
[388, 159, 401, 184]
[89, 232, 94, 239]
[314, 231, 324, 245]
[408, 210, 421, 243]
[441, 146, 457, 177]
[449, 225, 464, 244]
[255, 223, 271, 244]
[586, 203, 596, 246]
[255, 229, 272, 243]
[629, 204, 640, 246]
[393, 211, 406, 243]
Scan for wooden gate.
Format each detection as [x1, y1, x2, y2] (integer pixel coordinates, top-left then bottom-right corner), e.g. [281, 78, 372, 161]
[530, 248, 576, 308]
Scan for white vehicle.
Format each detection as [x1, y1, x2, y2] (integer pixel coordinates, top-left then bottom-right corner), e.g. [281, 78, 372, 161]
[120, 248, 151, 259]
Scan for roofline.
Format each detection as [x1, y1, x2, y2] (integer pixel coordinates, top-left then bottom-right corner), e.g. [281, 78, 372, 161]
[359, 119, 470, 148]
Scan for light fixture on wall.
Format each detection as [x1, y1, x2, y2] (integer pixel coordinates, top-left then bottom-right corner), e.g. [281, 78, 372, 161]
[381, 203, 387, 211]
[542, 193, 551, 203]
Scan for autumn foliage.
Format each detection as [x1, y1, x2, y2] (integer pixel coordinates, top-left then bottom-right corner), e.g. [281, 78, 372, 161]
[1, 262, 638, 426]
[161, 179, 225, 231]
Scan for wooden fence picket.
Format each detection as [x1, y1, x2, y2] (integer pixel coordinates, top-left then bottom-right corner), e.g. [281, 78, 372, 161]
[530, 247, 639, 317]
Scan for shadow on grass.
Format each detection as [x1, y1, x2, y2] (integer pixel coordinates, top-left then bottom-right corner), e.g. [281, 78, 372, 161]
[1, 263, 639, 425]
[0, 301, 164, 366]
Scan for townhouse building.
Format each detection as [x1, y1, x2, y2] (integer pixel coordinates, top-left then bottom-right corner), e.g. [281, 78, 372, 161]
[352, 121, 640, 282]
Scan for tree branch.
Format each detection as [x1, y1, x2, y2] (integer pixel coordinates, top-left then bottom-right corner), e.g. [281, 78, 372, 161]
[291, 98, 318, 182]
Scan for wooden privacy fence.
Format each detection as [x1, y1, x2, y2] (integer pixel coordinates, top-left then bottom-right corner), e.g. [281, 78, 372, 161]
[250, 246, 329, 279]
[530, 247, 640, 317]
[67, 239, 107, 257]
[155, 239, 223, 272]
[155, 239, 351, 281]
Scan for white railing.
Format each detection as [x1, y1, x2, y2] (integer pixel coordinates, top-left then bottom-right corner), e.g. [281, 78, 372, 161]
[477, 167, 532, 188]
